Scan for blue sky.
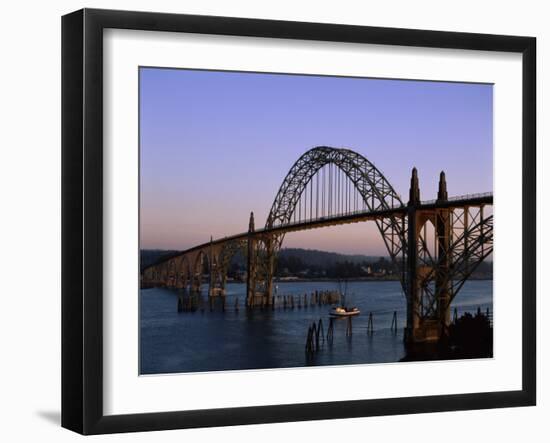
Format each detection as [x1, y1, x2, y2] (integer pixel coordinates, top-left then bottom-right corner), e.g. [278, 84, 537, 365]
[140, 68, 493, 254]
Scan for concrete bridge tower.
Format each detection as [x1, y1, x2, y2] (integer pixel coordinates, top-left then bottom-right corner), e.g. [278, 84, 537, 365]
[405, 167, 421, 343]
[436, 171, 451, 330]
[405, 168, 453, 343]
[246, 212, 257, 307]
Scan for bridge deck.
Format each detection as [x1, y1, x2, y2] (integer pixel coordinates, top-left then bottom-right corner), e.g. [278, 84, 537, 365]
[143, 193, 492, 271]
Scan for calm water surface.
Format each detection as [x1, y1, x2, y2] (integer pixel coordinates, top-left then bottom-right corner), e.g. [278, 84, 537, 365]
[140, 280, 492, 374]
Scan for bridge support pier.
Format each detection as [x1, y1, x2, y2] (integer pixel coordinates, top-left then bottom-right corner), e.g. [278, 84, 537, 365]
[435, 172, 451, 336]
[191, 280, 201, 293]
[208, 236, 215, 297]
[405, 167, 422, 343]
[246, 212, 257, 307]
[264, 237, 275, 306]
[405, 169, 453, 344]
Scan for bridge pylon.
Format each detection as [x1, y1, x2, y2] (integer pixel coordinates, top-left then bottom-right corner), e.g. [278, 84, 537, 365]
[405, 167, 422, 343]
[435, 172, 451, 332]
[405, 169, 453, 344]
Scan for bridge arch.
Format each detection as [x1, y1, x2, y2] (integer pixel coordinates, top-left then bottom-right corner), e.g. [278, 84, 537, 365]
[216, 240, 246, 288]
[191, 250, 208, 291]
[175, 255, 192, 289]
[265, 146, 407, 270]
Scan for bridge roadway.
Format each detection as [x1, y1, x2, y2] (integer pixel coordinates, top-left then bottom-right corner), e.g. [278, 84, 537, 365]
[144, 192, 493, 271]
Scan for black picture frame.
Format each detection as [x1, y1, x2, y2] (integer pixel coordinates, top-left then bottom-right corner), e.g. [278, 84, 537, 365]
[62, 8, 536, 435]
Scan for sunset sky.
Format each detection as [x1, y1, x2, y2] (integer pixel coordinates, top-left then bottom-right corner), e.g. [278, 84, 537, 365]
[139, 68, 493, 255]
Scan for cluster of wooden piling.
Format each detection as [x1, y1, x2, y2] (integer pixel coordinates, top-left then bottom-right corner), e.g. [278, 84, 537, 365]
[275, 290, 341, 310]
[178, 293, 406, 340]
[177, 290, 342, 313]
[305, 319, 326, 354]
[177, 293, 229, 313]
[305, 311, 402, 353]
[305, 316, 351, 353]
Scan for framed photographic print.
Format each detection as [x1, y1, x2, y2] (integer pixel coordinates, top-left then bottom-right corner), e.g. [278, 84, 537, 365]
[61, 8, 536, 434]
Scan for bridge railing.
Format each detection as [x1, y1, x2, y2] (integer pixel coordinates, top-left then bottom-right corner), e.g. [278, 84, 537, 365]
[268, 193, 492, 230]
[420, 192, 493, 206]
[268, 201, 406, 229]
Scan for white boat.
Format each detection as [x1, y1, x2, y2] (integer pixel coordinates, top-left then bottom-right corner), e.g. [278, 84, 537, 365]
[329, 306, 360, 317]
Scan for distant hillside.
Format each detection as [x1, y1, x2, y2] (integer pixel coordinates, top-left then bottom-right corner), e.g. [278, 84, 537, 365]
[140, 249, 179, 271]
[139, 247, 492, 280]
[276, 248, 395, 279]
[140, 248, 385, 268]
[278, 248, 386, 267]
[140, 248, 394, 279]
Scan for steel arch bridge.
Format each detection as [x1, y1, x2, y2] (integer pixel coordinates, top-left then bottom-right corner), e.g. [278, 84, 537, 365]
[266, 147, 406, 270]
[141, 146, 493, 343]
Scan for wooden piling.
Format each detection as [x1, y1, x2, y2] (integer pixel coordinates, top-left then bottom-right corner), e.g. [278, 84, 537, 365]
[327, 318, 334, 344]
[391, 311, 397, 333]
[317, 318, 325, 345]
[305, 325, 313, 354]
[346, 316, 353, 337]
[314, 324, 318, 348]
